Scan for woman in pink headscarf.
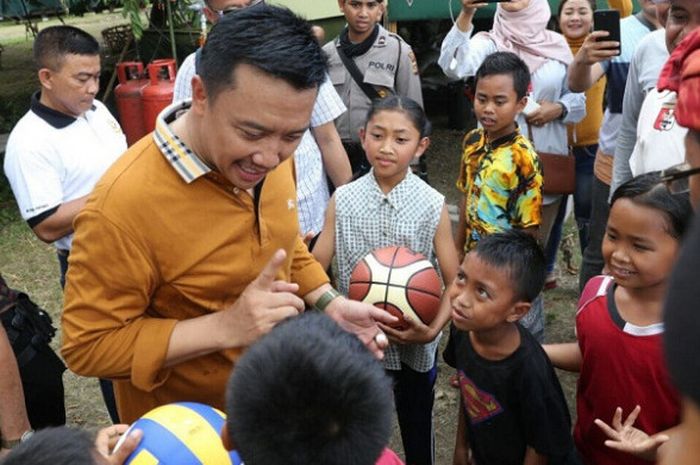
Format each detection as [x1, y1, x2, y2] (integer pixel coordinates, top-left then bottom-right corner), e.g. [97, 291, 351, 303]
[438, 0, 586, 343]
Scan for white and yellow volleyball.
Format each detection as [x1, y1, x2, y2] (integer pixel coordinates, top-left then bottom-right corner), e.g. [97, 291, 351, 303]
[123, 402, 242, 465]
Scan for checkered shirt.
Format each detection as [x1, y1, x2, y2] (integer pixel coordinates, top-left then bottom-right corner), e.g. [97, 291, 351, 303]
[172, 52, 196, 103]
[295, 75, 346, 234]
[334, 170, 445, 372]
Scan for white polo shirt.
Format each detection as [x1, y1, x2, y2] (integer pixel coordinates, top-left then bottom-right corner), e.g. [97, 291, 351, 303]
[4, 93, 127, 250]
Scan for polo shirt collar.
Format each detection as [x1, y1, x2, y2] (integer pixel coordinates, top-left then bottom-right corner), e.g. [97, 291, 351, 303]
[153, 100, 211, 183]
[365, 169, 415, 211]
[30, 91, 96, 129]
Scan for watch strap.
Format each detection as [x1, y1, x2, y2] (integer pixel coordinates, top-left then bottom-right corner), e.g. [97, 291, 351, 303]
[1, 430, 34, 449]
[313, 288, 341, 312]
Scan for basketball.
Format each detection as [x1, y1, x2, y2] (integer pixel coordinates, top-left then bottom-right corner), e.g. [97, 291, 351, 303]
[348, 246, 442, 330]
[120, 402, 242, 465]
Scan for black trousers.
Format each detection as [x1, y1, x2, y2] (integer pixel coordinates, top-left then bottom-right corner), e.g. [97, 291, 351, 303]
[18, 345, 66, 428]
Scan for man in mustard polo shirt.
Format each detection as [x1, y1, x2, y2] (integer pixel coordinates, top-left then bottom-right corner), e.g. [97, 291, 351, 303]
[61, 5, 394, 423]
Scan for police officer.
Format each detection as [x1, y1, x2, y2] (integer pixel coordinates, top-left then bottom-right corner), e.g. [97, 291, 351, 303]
[324, 0, 423, 176]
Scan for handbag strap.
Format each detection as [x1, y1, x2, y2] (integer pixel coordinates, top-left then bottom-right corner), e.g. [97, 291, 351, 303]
[337, 46, 382, 101]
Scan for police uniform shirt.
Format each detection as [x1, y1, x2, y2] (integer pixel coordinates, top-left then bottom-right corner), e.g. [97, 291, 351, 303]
[3, 93, 127, 250]
[324, 24, 423, 143]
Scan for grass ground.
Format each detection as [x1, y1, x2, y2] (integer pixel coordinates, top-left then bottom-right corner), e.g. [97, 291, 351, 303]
[0, 12, 582, 463]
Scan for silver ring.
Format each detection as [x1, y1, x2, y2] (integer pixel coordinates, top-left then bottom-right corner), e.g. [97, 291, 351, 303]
[374, 332, 387, 345]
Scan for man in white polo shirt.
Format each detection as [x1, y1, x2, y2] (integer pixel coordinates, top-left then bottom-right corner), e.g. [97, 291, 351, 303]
[3, 25, 126, 424]
[4, 25, 126, 288]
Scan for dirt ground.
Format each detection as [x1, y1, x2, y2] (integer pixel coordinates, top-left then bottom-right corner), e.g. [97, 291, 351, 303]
[0, 14, 581, 463]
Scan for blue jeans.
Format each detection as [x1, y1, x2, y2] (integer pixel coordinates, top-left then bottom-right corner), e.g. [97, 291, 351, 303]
[545, 144, 596, 274]
[389, 362, 438, 465]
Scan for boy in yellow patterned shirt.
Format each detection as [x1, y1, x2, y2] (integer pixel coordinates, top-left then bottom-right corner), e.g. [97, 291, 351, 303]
[456, 52, 543, 254]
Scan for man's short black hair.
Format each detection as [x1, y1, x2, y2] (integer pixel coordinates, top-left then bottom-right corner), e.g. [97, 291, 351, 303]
[226, 312, 393, 465]
[475, 51, 531, 100]
[33, 25, 99, 71]
[200, 4, 327, 101]
[473, 230, 546, 302]
[0, 427, 96, 465]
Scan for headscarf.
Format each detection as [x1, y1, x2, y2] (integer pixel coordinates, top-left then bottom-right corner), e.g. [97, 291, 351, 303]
[475, 0, 573, 73]
[658, 29, 700, 132]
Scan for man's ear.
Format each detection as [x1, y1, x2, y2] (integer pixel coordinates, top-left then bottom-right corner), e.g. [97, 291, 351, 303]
[37, 68, 53, 90]
[506, 301, 531, 323]
[515, 95, 528, 115]
[190, 75, 209, 116]
[221, 423, 236, 451]
[414, 136, 431, 160]
[203, 6, 219, 23]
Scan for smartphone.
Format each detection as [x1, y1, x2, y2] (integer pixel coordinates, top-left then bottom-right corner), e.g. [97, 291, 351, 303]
[593, 9, 621, 54]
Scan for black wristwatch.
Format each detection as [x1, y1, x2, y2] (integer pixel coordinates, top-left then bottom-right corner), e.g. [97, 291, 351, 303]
[557, 101, 569, 120]
[1, 429, 34, 449]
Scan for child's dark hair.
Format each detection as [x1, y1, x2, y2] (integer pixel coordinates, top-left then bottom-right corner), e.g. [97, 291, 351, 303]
[474, 51, 531, 100]
[473, 230, 546, 302]
[0, 427, 96, 465]
[225, 312, 394, 465]
[610, 172, 693, 240]
[365, 95, 432, 138]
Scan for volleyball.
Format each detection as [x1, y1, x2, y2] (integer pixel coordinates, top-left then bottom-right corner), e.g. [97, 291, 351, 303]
[348, 246, 442, 329]
[121, 402, 242, 465]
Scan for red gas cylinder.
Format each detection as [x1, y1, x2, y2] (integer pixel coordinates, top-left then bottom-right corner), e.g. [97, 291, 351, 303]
[142, 59, 177, 133]
[115, 61, 149, 146]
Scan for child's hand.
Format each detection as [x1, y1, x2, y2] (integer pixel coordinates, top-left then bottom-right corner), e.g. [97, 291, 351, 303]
[594, 406, 670, 462]
[378, 315, 437, 345]
[95, 424, 143, 465]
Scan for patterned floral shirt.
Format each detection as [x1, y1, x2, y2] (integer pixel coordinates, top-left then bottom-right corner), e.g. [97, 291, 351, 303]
[457, 127, 543, 253]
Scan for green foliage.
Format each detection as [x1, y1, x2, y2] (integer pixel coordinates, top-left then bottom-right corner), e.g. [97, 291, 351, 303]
[0, 92, 32, 133]
[122, 0, 145, 39]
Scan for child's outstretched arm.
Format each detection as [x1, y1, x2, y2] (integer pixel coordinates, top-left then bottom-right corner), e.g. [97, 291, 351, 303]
[594, 406, 673, 462]
[542, 343, 582, 372]
[310, 195, 337, 271]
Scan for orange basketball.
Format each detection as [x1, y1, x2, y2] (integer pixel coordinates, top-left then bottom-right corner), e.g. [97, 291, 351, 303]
[348, 246, 442, 330]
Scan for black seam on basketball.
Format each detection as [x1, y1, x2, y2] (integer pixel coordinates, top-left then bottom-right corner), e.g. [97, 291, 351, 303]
[384, 247, 401, 307]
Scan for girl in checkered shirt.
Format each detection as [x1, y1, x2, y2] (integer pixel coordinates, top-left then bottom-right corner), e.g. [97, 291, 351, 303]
[312, 96, 459, 465]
